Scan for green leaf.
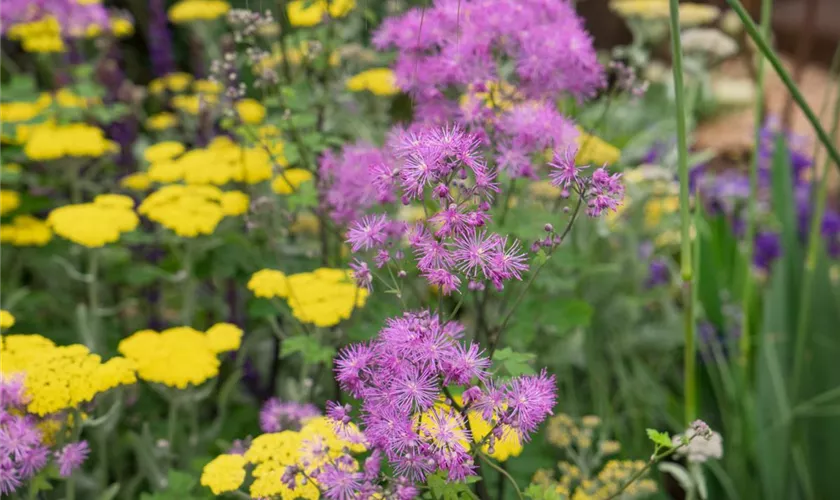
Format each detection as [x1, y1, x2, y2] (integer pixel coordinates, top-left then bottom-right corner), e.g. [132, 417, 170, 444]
[493, 347, 536, 376]
[646, 428, 673, 449]
[167, 470, 197, 493]
[287, 180, 318, 210]
[124, 264, 168, 287]
[552, 300, 593, 333]
[282, 335, 336, 365]
[247, 298, 279, 318]
[534, 248, 549, 266]
[427, 471, 480, 500]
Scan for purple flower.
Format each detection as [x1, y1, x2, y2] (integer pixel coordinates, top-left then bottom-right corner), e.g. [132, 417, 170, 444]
[346, 214, 390, 252]
[349, 259, 373, 290]
[442, 343, 491, 385]
[504, 370, 557, 440]
[318, 464, 364, 500]
[55, 441, 89, 478]
[0, 415, 41, 460]
[393, 366, 439, 412]
[586, 167, 625, 217]
[17, 444, 49, 479]
[259, 398, 320, 433]
[549, 145, 585, 188]
[335, 343, 374, 397]
[423, 268, 461, 295]
[322, 145, 394, 225]
[0, 457, 20, 496]
[646, 258, 670, 288]
[453, 230, 498, 279]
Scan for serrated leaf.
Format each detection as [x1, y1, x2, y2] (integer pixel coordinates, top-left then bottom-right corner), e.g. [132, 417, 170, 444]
[646, 428, 673, 449]
[493, 347, 536, 376]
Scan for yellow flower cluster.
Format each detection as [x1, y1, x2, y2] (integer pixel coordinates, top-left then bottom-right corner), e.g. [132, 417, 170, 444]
[6, 16, 65, 53]
[235, 99, 267, 124]
[534, 414, 653, 500]
[138, 184, 249, 237]
[575, 131, 621, 166]
[0, 94, 52, 123]
[201, 416, 366, 498]
[287, 0, 355, 27]
[256, 42, 341, 73]
[145, 137, 273, 185]
[120, 173, 153, 191]
[48, 195, 139, 247]
[610, 0, 720, 27]
[1, 215, 53, 246]
[271, 169, 313, 194]
[171, 93, 219, 114]
[149, 72, 194, 94]
[247, 268, 368, 327]
[118, 323, 242, 389]
[146, 112, 179, 130]
[346, 68, 399, 96]
[0, 334, 137, 416]
[1, 190, 21, 215]
[0, 310, 15, 329]
[431, 396, 523, 462]
[461, 80, 520, 113]
[168, 0, 231, 23]
[24, 122, 117, 160]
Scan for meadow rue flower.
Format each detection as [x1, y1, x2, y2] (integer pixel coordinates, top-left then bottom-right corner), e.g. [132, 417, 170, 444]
[118, 324, 241, 389]
[271, 169, 313, 194]
[47, 196, 138, 248]
[346, 68, 398, 96]
[0, 216, 53, 247]
[286, 0, 355, 27]
[0, 190, 20, 215]
[168, 0, 231, 23]
[55, 441, 89, 477]
[259, 398, 320, 433]
[145, 112, 178, 130]
[375, 0, 604, 116]
[247, 268, 368, 327]
[23, 122, 116, 160]
[143, 140, 186, 163]
[1, 334, 136, 416]
[320, 143, 392, 224]
[328, 310, 556, 484]
[0, 310, 15, 329]
[235, 98, 266, 124]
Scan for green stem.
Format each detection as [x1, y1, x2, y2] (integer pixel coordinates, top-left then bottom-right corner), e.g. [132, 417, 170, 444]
[167, 398, 180, 466]
[477, 453, 523, 500]
[181, 240, 196, 326]
[668, 0, 696, 425]
[791, 60, 840, 402]
[725, 0, 840, 171]
[739, 0, 773, 378]
[86, 250, 100, 351]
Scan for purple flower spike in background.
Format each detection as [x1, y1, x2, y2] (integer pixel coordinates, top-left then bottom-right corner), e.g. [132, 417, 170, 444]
[148, 0, 176, 76]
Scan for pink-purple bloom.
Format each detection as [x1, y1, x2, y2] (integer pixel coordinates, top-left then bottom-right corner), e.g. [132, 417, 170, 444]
[259, 398, 320, 433]
[55, 441, 89, 478]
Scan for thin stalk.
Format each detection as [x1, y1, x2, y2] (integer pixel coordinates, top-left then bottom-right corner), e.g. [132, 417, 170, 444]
[668, 0, 696, 424]
[478, 453, 523, 500]
[181, 240, 197, 326]
[86, 250, 100, 351]
[791, 65, 840, 401]
[725, 0, 840, 172]
[167, 398, 180, 466]
[739, 0, 773, 379]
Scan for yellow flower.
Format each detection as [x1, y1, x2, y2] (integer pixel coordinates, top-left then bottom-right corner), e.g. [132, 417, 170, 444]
[139, 185, 238, 237]
[1, 334, 136, 416]
[168, 0, 231, 23]
[247, 270, 289, 298]
[1, 190, 21, 215]
[55, 88, 100, 109]
[146, 140, 272, 186]
[120, 173, 153, 191]
[205, 323, 244, 353]
[346, 68, 398, 96]
[47, 198, 138, 248]
[0, 310, 15, 329]
[146, 112, 178, 130]
[144, 141, 186, 163]
[0, 216, 53, 246]
[287, 0, 355, 27]
[0, 100, 46, 123]
[119, 324, 239, 389]
[644, 195, 679, 228]
[171, 93, 218, 114]
[290, 212, 320, 235]
[528, 180, 563, 200]
[248, 268, 367, 327]
[271, 169, 313, 194]
[236, 98, 267, 124]
[610, 0, 719, 26]
[194, 79, 223, 94]
[575, 132, 621, 166]
[220, 191, 250, 216]
[110, 17, 134, 37]
[24, 123, 116, 160]
[166, 72, 195, 93]
[469, 413, 523, 462]
[201, 454, 247, 495]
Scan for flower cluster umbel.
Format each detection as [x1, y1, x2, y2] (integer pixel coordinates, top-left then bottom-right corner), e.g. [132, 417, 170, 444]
[326, 310, 557, 487]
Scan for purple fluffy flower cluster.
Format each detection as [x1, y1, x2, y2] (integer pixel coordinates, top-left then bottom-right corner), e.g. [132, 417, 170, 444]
[0, 375, 88, 495]
[320, 144, 396, 225]
[345, 125, 530, 293]
[258, 397, 321, 433]
[1, 0, 109, 37]
[373, 0, 604, 122]
[327, 310, 556, 485]
[549, 144, 625, 217]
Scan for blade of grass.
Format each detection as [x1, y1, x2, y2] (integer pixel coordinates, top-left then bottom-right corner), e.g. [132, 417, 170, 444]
[668, 0, 696, 425]
[739, 0, 773, 378]
[725, 0, 840, 172]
